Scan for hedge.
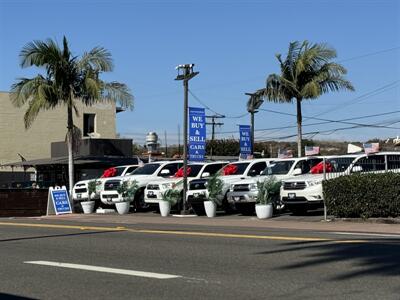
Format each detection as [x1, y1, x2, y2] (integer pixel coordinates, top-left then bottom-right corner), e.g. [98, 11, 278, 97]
[323, 172, 400, 218]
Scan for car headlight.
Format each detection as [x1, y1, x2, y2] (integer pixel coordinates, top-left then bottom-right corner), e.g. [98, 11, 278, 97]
[307, 179, 323, 187]
[249, 183, 258, 191]
[229, 184, 235, 192]
[161, 183, 173, 189]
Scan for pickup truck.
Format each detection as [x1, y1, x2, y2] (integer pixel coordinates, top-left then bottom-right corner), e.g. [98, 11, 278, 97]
[187, 158, 275, 215]
[100, 161, 183, 211]
[72, 165, 139, 202]
[144, 161, 228, 208]
[227, 157, 323, 215]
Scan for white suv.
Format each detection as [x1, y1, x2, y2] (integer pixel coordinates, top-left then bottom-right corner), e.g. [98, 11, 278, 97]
[72, 164, 139, 202]
[227, 157, 323, 214]
[100, 161, 183, 211]
[280, 153, 400, 214]
[187, 158, 275, 214]
[144, 161, 228, 208]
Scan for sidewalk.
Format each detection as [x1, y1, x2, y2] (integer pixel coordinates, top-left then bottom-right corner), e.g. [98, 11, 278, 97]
[37, 212, 400, 235]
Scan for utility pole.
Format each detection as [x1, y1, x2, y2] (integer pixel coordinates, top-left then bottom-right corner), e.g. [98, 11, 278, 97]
[175, 64, 199, 215]
[164, 130, 168, 158]
[205, 114, 225, 158]
[177, 124, 181, 157]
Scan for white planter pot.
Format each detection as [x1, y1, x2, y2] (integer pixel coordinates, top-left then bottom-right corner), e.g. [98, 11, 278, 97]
[204, 201, 216, 218]
[115, 201, 130, 215]
[81, 201, 95, 214]
[159, 201, 171, 217]
[255, 203, 273, 219]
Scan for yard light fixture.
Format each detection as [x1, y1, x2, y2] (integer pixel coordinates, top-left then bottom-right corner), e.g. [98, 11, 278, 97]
[175, 64, 199, 214]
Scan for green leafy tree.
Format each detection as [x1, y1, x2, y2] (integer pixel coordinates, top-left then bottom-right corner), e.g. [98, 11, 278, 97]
[262, 41, 354, 156]
[10, 37, 134, 198]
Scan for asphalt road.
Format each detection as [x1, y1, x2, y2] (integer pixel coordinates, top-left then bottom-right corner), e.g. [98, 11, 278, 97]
[0, 220, 399, 299]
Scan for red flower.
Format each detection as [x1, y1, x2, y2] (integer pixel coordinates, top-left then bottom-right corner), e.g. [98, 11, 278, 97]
[174, 167, 191, 177]
[101, 167, 117, 178]
[310, 162, 333, 174]
[222, 164, 238, 175]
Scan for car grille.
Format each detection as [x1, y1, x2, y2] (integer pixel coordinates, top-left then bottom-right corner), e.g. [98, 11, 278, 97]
[189, 181, 206, 190]
[104, 180, 121, 191]
[101, 194, 119, 199]
[233, 184, 250, 192]
[147, 184, 160, 190]
[283, 181, 306, 190]
[75, 188, 87, 193]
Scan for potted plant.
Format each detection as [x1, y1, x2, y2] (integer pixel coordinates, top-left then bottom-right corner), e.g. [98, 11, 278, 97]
[160, 187, 181, 217]
[80, 180, 97, 214]
[115, 180, 139, 214]
[255, 176, 281, 219]
[204, 173, 223, 218]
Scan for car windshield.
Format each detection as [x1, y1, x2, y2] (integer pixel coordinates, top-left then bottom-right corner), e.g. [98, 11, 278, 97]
[130, 163, 161, 175]
[222, 163, 250, 176]
[114, 167, 126, 177]
[326, 157, 356, 173]
[264, 160, 295, 175]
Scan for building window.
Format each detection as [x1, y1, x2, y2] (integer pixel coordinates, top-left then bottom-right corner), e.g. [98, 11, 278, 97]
[83, 113, 96, 136]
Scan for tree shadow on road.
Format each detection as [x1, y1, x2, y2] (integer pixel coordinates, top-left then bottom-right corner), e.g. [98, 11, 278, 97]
[256, 239, 400, 280]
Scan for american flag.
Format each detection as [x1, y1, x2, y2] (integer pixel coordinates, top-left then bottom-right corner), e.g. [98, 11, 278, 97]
[305, 146, 320, 156]
[363, 143, 380, 154]
[278, 149, 293, 159]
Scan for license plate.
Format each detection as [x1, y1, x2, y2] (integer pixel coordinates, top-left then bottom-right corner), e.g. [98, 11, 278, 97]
[77, 193, 81, 199]
[288, 193, 296, 199]
[194, 193, 199, 197]
[234, 196, 240, 201]
[148, 191, 154, 195]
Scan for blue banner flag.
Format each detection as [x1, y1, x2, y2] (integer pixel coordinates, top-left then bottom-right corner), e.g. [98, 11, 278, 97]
[239, 125, 252, 159]
[189, 107, 206, 161]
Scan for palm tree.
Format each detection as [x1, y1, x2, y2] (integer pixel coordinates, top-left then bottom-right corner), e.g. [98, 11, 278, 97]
[10, 36, 134, 198]
[263, 41, 354, 157]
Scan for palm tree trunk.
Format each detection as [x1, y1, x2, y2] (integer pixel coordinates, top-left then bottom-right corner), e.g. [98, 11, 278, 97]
[67, 105, 74, 206]
[296, 98, 302, 157]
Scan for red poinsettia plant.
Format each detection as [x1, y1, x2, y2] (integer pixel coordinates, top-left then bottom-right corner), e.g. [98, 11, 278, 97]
[101, 167, 117, 178]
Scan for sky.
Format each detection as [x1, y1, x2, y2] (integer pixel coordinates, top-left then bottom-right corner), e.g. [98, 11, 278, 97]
[1, 0, 399, 146]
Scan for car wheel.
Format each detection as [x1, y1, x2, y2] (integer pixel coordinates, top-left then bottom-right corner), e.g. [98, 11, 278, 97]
[133, 189, 149, 212]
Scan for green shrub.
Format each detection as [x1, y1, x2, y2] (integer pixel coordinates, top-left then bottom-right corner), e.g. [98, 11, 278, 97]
[323, 173, 400, 218]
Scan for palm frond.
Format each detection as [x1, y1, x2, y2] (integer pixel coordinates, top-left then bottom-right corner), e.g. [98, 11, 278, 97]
[79, 46, 114, 72]
[20, 39, 63, 69]
[101, 81, 134, 110]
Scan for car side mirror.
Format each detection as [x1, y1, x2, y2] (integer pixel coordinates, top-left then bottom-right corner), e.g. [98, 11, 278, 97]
[292, 168, 302, 176]
[201, 172, 210, 178]
[249, 170, 257, 177]
[160, 169, 170, 176]
[352, 166, 363, 173]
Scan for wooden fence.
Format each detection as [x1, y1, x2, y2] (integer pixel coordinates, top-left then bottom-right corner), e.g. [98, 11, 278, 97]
[0, 189, 48, 217]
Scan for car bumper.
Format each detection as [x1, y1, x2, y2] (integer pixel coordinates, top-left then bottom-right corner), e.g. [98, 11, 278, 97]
[100, 191, 122, 204]
[144, 190, 163, 204]
[281, 185, 323, 205]
[227, 191, 257, 204]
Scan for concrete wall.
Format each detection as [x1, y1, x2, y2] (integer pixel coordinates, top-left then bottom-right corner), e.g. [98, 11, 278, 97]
[0, 92, 117, 164]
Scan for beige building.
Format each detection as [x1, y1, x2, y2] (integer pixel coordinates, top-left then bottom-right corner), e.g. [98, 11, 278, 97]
[0, 91, 117, 165]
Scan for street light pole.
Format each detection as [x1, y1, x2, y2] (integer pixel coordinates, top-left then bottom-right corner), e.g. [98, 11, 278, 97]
[245, 91, 264, 157]
[175, 64, 199, 214]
